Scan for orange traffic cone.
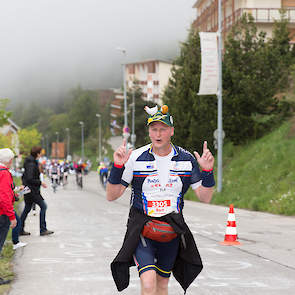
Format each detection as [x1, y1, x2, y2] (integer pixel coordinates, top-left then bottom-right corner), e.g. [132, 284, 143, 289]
[220, 204, 241, 246]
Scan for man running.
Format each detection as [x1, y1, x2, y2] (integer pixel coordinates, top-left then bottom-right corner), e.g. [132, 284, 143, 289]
[106, 105, 215, 294]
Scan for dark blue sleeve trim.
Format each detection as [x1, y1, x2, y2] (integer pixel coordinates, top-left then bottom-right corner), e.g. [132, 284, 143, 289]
[108, 165, 125, 184]
[121, 179, 129, 187]
[201, 170, 215, 188]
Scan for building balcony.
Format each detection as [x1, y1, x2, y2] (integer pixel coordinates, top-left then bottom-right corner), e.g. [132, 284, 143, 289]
[241, 8, 295, 23]
[193, 7, 295, 33]
[110, 104, 121, 109]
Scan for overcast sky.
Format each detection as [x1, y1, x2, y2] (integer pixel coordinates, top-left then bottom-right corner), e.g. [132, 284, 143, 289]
[0, 0, 196, 104]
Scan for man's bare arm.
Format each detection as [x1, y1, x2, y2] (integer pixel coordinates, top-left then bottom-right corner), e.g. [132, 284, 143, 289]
[106, 139, 132, 202]
[194, 186, 214, 204]
[106, 183, 127, 201]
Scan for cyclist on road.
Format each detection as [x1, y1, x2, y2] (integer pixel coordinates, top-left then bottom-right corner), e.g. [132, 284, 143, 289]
[106, 105, 215, 294]
[97, 162, 108, 188]
[49, 161, 60, 188]
[75, 160, 83, 188]
[62, 161, 70, 185]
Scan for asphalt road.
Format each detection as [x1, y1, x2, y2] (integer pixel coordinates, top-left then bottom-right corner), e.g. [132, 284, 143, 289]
[9, 172, 295, 295]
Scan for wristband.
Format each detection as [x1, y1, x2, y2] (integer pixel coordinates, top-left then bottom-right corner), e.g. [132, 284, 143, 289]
[108, 164, 125, 184]
[201, 170, 215, 187]
[114, 163, 124, 168]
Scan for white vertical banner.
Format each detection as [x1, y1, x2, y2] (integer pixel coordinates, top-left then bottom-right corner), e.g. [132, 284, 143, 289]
[198, 32, 219, 95]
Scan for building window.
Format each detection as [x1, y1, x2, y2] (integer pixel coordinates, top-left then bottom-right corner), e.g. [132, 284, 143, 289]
[128, 64, 135, 74]
[147, 62, 156, 73]
[282, 0, 295, 8]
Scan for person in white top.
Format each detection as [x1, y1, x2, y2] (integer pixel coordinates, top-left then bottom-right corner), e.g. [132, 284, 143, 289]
[107, 105, 215, 295]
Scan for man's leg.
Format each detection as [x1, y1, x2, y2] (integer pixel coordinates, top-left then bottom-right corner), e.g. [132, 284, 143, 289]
[0, 215, 10, 252]
[134, 238, 158, 295]
[156, 274, 169, 295]
[20, 196, 33, 233]
[33, 196, 47, 233]
[0, 215, 11, 285]
[12, 211, 21, 244]
[154, 237, 180, 295]
[140, 269, 157, 295]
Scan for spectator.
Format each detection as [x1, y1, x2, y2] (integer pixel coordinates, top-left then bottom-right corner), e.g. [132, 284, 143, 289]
[0, 148, 17, 285]
[20, 146, 54, 236]
[12, 210, 27, 250]
[12, 186, 28, 250]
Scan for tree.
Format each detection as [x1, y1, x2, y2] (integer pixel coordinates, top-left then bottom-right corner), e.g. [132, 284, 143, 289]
[0, 98, 13, 151]
[0, 134, 13, 150]
[223, 13, 292, 145]
[269, 10, 293, 90]
[66, 87, 102, 152]
[162, 28, 217, 153]
[0, 98, 11, 127]
[18, 128, 42, 156]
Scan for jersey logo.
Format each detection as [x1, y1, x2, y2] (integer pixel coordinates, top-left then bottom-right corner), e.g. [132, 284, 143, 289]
[146, 164, 154, 169]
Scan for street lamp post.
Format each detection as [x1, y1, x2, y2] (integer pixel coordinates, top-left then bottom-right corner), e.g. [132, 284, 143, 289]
[41, 136, 45, 150]
[45, 135, 49, 158]
[79, 121, 84, 162]
[96, 114, 102, 162]
[65, 128, 70, 159]
[55, 131, 59, 159]
[116, 47, 129, 144]
[131, 88, 136, 148]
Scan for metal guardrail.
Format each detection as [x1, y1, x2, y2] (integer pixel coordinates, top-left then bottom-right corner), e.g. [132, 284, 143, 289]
[239, 8, 295, 23]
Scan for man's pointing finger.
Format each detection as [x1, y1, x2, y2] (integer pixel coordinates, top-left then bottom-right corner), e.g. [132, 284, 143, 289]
[203, 141, 207, 153]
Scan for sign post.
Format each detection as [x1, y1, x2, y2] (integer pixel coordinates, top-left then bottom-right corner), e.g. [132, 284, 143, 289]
[198, 0, 223, 192]
[217, 0, 223, 192]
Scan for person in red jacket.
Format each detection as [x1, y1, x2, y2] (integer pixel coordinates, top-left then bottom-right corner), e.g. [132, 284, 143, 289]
[0, 148, 17, 285]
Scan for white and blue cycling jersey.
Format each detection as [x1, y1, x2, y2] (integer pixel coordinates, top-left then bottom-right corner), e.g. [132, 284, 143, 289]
[121, 143, 202, 217]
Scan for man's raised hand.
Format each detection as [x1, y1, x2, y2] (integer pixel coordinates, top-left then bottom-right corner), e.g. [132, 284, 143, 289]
[113, 139, 133, 166]
[194, 141, 214, 171]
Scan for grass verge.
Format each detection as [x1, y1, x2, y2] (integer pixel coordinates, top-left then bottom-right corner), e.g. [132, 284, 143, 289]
[185, 118, 295, 216]
[0, 231, 14, 295]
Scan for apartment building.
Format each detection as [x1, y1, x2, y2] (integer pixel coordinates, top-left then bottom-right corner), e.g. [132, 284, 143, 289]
[125, 59, 173, 104]
[192, 0, 295, 42]
[110, 59, 173, 135]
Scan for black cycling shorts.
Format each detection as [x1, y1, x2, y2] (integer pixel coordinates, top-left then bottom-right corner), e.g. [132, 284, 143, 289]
[133, 236, 180, 278]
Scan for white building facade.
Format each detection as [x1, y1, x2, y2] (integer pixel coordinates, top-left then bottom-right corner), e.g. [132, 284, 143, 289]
[193, 0, 295, 43]
[125, 59, 173, 105]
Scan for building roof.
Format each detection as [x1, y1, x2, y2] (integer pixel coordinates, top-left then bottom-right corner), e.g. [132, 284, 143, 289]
[0, 117, 20, 135]
[192, 0, 201, 9]
[7, 118, 20, 131]
[125, 58, 173, 66]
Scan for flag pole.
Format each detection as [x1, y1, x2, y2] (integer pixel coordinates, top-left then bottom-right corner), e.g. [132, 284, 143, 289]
[217, 0, 223, 192]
